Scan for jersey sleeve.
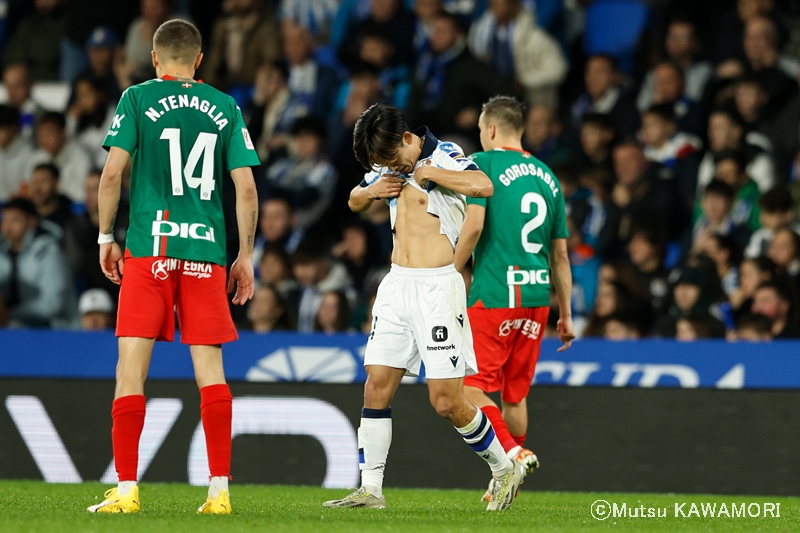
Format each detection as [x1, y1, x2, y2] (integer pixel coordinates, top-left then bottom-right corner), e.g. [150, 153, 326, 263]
[466, 151, 491, 207]
[103, 88, 138, 154]
[226, 104, 262, 171]
[432, 141, 479, 172]
[551, 186, 569, 240]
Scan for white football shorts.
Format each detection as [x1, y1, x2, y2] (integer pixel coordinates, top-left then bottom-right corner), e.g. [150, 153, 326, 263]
[364, 263, 477, 379]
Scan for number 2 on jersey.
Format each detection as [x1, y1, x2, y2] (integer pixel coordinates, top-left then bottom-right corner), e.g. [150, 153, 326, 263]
[521, 192, 546, 254]
[160, 128, 217, 201]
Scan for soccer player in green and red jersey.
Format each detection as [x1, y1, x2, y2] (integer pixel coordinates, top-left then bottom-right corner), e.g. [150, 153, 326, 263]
[454, 96, 575, 501]
[87, 20, 260, 514]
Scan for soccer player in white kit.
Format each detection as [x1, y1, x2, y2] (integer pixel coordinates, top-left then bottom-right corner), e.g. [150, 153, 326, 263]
[323, 104, 528, 511]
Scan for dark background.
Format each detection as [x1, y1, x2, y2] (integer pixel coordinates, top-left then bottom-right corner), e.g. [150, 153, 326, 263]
[1, 379, 798, 495]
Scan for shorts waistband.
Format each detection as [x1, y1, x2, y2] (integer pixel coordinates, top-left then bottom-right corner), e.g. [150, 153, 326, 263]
[390, 263, 457, 278]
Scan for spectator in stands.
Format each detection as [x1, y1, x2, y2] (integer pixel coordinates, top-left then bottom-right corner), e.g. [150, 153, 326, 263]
[328, 60, 383, 159]
[337, 0, 414, 70]
[675, 314, 717, 341]
[574, 113, 614, 175]
[733, 74, 770, 136]
[411, 0, 440, 60]
[713, 0, 778, 62]
[627, 226, 670, 314]
[711, 150, 761, 231]
[67, 74, 115, 168]
[582, 280, 636, 338]
[28, 163, 73, 231]
[652, 266, 724, 338]
[332, 222, 381, 297]
[744, 186, 800, 257]
[246, 283, 295, 332]
[767, 226, 800, 281]
[603, 310, 641, 340]
[314, 290, 352, 333]
[78, 288, 114, 330]
[638, 19, 713, 109]
[566, 214, 600, 318]
[31, 112, 92, 203]
[248, 60, 297, 164]
[702, 233, 743, 298]
[120, 0, 177, 87]
[571, 55, 640, 139]
[279, 0, 339, 43]
[751, 278, 799, 338]
[258, 244, 301, 311]
[640, 103, 702, 205]
[1, 0, 66, 81]
[253, 197, 303, 265]
[734, 313, 774, 341]
[2, 63, 43, 139]
[698, 108, 774, 195]
[355, 27, 411, 109]
[0, 198, 77, 328]
[203, 0, 281, 91]
[81, 26, 122, 101]
[729, 255, 776, 315]
[523, 105, 572, 167]
[291, 241, 354, 332]
[692, 179, 752, 254]
[0, 105, 35, 202]
[64, 170, 128, 297]
[282, 19, 341, 120]
[640, 62, 706, 136]
[468, 0, 567, 108]
[264, 116, 338, 231]
[599, 142, 681, 258]
[406, 11, 509, 143]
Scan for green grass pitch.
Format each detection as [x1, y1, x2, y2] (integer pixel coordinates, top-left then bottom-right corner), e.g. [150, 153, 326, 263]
[1, 480, 798, 533]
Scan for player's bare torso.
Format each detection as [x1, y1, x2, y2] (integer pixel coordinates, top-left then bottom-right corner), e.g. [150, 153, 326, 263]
[392, 183, 455, 268]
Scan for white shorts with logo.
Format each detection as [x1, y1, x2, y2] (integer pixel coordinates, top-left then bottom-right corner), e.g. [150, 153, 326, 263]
[365, 264, 477, 379]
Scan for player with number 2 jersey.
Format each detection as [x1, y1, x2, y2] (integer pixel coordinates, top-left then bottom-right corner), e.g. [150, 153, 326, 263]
[88, 20, 260, 516]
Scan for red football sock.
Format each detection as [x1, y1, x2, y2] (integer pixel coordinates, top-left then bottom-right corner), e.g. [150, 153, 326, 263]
[112, 395, 146, 482]
[480, 405, 517, 453]
[511, 433, 527, 447]
[200, 384, 233, 479]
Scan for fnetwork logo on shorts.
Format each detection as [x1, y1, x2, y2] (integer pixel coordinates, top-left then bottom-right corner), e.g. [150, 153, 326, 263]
[426, 344, 455, 352]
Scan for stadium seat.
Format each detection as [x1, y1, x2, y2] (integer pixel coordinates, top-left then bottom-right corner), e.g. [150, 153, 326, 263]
[584, 0, 650, 74]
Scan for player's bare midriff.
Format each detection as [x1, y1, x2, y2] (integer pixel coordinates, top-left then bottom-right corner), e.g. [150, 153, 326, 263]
[392, 184, 454, 268]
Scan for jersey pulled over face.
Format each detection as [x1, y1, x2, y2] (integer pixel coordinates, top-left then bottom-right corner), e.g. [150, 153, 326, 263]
[468, 148, 569, 309]
[361, 127, 478, 250]
[103, 76, 260, 265]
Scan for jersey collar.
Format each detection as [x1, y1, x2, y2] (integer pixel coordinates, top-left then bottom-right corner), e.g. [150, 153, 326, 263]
[500, 146, 530, 154]
[160, 75, 204, 83]
[413, 126, 439, 161]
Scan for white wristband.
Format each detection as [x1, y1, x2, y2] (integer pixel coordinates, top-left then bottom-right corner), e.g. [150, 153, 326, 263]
[97, 232, 115, 245]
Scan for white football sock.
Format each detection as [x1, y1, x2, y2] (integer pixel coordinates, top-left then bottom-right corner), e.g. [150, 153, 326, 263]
[117, 480, 136, 496]
[208, 476, 228, 498]
[456, 408, 514, 478]
[359, 407, 392, 498]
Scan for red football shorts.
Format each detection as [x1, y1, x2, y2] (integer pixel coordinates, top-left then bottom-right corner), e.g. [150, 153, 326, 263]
[464, 306, 549, 403]
[116, 252, 238, 345]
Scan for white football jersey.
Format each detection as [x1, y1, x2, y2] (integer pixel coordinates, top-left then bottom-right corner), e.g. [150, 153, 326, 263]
[361, 127, 478, 250]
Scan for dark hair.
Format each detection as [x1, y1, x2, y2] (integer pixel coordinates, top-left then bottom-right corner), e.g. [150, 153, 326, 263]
[605, 309, 641, 332]
[630, 224, 667, 256]
[654, 61, 685, 84]
[74, 73, 109, 96]
[254, 283, 296, 331]
[709, 232, 743, 267]
[352, 103, 409, 170]
[313, 290, 351, 332]
[0, 104, 20, 128]
[756, 278, 793, 303]
[38, 111, 66, 130]
[291, 115, 327, 138]
[349, 58, 380, 78]
[742, 255, 776, 276]
[704, 179, 736, 200]
[482, 95, 525, 133]
[267, 59, 290, 82]
[678, 314, 715, 339]
[772, 226, 800, 261]
[581, 112, 613, 130]
[33, 163, 60, 181]
[2, 198, 37, 218]
[759, 186, 793, 213]
[736, 73, 764, 91]
[153, 19, 201, 64]
[588, 53, 617, 71]
[736, 313, 772, 334]
[644, 103, 676, 123]
[291, 238, 328, 265]
[432, 9, 465, 32]
[710, 107, 745, 129]
[713, 149, 747, 170]
[259, 244, 293, 278]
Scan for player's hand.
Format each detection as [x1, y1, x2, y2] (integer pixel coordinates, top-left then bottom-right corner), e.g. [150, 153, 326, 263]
[556, 316, 576, 352]
[99, 242, 124, 285]
[228, 255, 255, 305]
[413, 161, 434, 188]
[368, 175, 404, 199]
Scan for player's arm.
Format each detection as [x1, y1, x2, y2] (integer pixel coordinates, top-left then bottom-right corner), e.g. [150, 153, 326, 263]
[414, 165, 493, 198]
[98, 146, 130, 284]
[549, 238, 575, 351]
[228, 166, 259, 305]
[348, 174, 404, 212]
[454, 204, 485, 272]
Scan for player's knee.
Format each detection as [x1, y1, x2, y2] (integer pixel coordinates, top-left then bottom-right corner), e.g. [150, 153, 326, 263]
[430, 394, 459, 419]
[363, 379, 393, 408]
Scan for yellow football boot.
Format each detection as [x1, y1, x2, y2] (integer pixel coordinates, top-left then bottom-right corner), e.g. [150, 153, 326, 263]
[87, 486, 140, 513]
[197, 489, 232, 514]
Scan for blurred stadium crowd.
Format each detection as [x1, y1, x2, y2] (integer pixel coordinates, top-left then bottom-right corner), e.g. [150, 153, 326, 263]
[0, 0, 798, 341]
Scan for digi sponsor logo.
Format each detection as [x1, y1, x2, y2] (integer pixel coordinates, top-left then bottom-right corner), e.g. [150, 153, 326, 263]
[507, 267, 550, 286]
[431, 326, 448, 342]
[499, 318, 541, 340]
[152, 220, 216, 243]
[152, 258, 181, 280]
